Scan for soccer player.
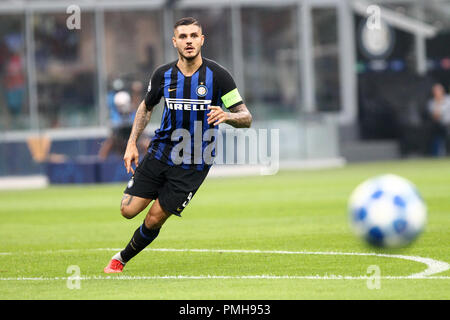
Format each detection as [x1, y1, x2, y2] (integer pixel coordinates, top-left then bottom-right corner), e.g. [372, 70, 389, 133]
[104, 17, 252, 273]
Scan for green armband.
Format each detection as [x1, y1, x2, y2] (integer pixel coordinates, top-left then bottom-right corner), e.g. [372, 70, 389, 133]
[221, 88, 242, 109]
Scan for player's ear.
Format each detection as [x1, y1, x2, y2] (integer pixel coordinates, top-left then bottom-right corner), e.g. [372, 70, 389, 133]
[200, 34, 205, 46]
[172, 36, 177, 48]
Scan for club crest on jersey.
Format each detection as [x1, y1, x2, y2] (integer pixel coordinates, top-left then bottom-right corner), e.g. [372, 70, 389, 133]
[165, 98, 211, 111]
[196, 85, 208, 97]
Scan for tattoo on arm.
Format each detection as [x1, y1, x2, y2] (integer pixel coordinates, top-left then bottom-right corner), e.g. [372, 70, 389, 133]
[128, 100, 152, 144]
[226, 104, 252, 128]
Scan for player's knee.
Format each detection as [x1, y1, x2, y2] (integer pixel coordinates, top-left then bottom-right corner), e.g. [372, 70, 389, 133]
[144, 214, 167, 229]
[120, 206, 135, 219]
[120, 194, 138, 219]
[120, 201, 141, 219]
[145, 215, 161, 228]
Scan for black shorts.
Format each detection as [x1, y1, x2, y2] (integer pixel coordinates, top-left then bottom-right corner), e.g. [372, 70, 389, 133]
[124, 153, 209, 216]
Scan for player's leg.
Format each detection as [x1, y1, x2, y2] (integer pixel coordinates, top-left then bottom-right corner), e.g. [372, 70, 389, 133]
[117, 199, 171, 263]
[144, 198, 172, 229]
[104, 154, 167, 273]
[104, 199, 170, 273]
[120, 193, 152, 219]
[104, 160, 209, 273]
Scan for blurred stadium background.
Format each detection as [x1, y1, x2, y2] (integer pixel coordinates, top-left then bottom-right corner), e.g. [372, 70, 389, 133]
[1, 0, 450, 187]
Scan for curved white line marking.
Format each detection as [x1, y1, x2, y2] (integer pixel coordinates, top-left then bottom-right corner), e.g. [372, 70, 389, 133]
[103, 248, 450, 278]
[1, 248, 449, 280]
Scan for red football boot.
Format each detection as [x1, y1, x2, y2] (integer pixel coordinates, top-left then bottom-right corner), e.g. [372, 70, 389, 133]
[104, 259, 124, 273]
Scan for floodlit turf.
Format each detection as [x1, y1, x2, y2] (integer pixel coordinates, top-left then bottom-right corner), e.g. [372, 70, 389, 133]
[0, 158, 449, 299]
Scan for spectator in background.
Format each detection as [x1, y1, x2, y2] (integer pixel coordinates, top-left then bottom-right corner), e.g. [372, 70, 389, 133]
[427, 83, 450, 157]
[98, 79, 149, 160]
[130, 80, 144, 107]
[3, 34, 25, 119]
[98, 79, 133, 160]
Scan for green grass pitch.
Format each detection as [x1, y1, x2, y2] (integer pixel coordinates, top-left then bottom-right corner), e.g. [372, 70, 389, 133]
[0, 159, 449, 299]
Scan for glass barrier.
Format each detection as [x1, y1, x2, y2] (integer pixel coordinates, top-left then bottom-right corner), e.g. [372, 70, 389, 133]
[312, 7, 341, 112]
[104, 10, 165, 128]
[33, 12, 97, 129]
[241, 6, 300, 120]
[0, 14, 28, 131]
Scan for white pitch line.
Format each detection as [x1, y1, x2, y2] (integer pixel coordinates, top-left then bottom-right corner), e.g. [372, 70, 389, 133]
[97, 247, 450, 278]
[1, 247, 449, 280]
[0, 275, 449, 281]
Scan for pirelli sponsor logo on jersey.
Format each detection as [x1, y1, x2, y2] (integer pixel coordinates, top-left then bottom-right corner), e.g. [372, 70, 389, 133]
[165, 98, 211, 111]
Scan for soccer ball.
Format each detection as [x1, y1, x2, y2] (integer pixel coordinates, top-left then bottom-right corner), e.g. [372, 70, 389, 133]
[348, 174, 427, 248]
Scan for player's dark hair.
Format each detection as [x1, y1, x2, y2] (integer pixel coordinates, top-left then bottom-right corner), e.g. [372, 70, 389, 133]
[174, 17, 202, 30]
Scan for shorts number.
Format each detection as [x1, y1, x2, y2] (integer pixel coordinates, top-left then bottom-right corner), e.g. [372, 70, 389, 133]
[182, 192, 193, 208]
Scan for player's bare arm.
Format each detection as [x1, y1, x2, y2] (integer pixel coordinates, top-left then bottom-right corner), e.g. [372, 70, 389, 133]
[207, 104, 252, 128]
[124, 99, 152, 174]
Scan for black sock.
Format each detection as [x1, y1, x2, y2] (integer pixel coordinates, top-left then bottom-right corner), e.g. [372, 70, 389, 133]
[120, 222, 160, 263]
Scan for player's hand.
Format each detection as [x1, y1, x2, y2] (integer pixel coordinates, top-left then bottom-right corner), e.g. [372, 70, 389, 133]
[123, 143, 139, 174]
[207, 106, 229, 126]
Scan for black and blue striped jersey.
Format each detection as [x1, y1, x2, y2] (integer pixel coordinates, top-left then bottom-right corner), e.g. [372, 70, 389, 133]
[144, 58, 243, 171]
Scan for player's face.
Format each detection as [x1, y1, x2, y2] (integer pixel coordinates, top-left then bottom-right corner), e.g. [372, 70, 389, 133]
[173, 25, 204, 61]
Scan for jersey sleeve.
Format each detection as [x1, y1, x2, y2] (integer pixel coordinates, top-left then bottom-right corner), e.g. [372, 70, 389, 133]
[144, 67, 164, 111]
[216, 67, 244, 109]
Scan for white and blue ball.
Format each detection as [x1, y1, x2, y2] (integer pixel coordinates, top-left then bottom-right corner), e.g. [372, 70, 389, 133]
[348, 174, 427, 248]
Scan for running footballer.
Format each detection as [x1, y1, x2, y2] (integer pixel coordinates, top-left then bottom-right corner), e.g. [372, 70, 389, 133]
[104, 17, 252, 273]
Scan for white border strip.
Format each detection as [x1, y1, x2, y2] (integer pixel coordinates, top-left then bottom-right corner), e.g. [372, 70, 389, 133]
[0, 175, 48, 190]
[1, 248, 449, 280]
